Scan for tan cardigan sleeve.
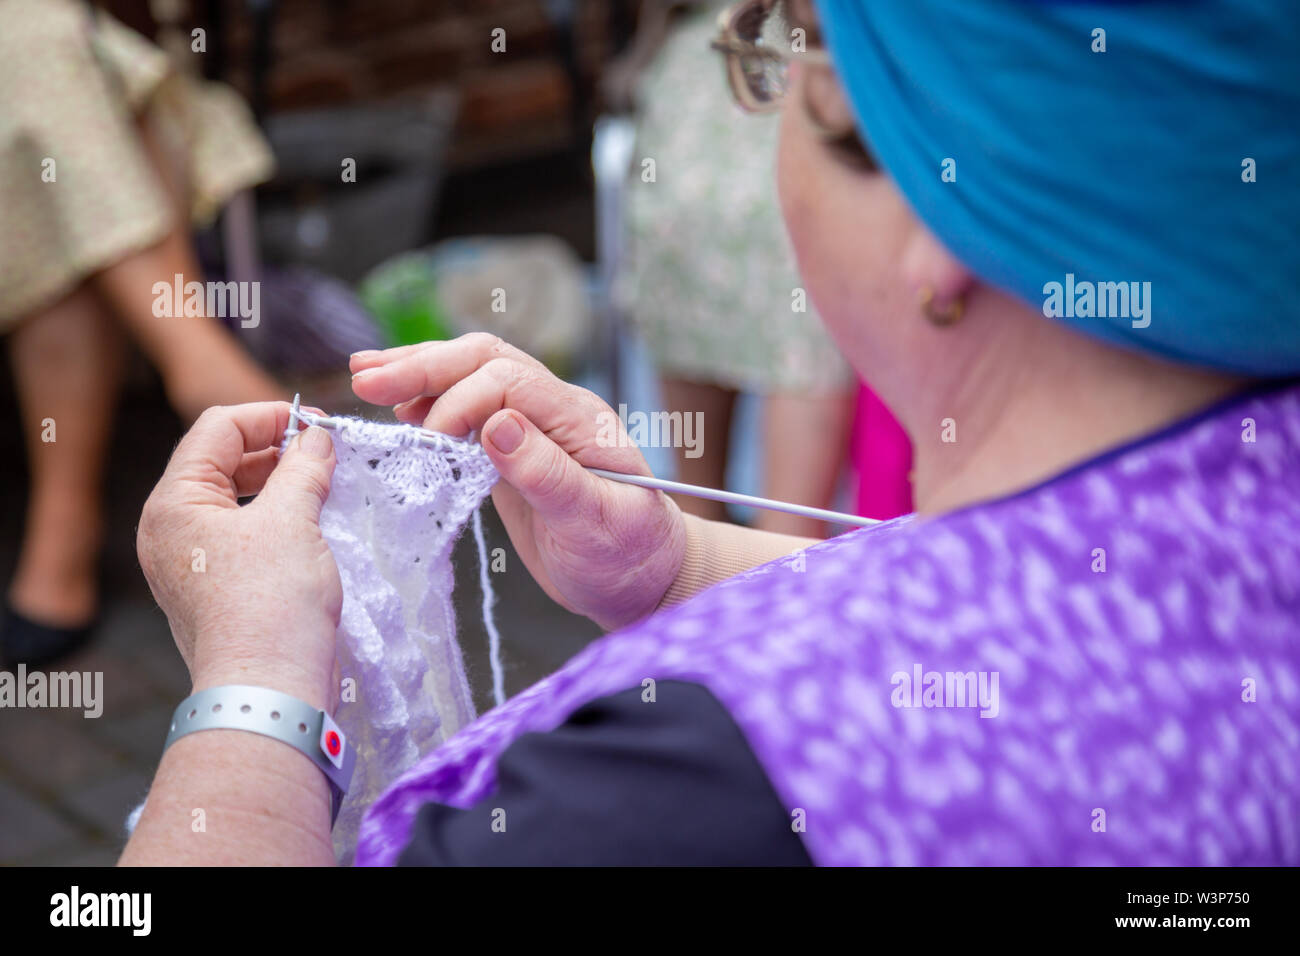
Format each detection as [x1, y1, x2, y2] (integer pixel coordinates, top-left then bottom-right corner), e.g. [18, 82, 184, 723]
[658, 513, 820, 609]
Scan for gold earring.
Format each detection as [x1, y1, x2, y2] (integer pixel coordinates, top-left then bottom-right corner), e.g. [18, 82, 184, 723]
[918, 286, 965, 327]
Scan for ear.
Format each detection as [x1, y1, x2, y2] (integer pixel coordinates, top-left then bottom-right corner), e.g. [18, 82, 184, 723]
[900, 220, 976, 310]
[801, 60, 857, 133]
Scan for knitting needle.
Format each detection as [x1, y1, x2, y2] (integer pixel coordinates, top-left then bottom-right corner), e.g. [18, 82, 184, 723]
[583, 469, 879, 527]
[288, 394, 881, 528]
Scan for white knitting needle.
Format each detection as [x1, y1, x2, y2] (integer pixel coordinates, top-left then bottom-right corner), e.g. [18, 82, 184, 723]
[583, 468, 880, 527]
[288, 394, 881, 528]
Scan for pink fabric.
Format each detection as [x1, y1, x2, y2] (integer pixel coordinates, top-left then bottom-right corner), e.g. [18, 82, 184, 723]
[852, 383, 913, 519]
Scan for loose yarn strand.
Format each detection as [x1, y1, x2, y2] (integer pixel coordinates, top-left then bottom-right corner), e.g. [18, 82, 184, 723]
[473, 508, 506, 708]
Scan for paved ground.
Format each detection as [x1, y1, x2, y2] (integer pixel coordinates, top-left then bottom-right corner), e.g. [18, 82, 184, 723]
[0, 365, 602, 866]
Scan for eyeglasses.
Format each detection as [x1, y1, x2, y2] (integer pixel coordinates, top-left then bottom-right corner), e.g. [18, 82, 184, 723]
[711, 0, 832, 113]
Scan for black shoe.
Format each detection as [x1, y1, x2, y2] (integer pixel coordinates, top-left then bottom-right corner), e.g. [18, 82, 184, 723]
[0, 603, 97, 669]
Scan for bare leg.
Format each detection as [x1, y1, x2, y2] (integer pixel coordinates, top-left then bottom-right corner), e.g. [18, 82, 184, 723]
[756, 388, 855, 538]
[86, 112, 282, 422]
[91, 229, 282, 422]
[7, 284, 124, 626]
[659, 378, 737, 522]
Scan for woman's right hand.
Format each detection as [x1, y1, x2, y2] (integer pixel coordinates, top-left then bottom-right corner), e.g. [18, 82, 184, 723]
[350, 334, 687, 631]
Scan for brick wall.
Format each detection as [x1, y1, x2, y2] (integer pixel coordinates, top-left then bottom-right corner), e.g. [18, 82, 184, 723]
[203, 0, 627, 169]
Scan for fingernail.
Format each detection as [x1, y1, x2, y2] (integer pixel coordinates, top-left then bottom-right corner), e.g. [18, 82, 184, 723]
[488, 415, 524, 455]
[351, 368, 377, 381]
[351, 350, 380, 360]
[297, 425, 332, 458]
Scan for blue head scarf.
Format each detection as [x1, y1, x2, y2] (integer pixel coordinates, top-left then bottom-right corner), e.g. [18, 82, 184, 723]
[816, 0, 1299, 375]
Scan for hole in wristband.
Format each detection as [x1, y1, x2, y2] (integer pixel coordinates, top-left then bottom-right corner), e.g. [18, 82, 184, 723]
[240, 704, 251, 714]
[188, 709, 197, 719]
[271, 710, 280, 720]
[298, 722, 308, 733]
[212, 703, 222, 713]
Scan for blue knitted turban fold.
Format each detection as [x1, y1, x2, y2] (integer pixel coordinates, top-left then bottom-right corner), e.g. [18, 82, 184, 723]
[815, 0, 1299, 375]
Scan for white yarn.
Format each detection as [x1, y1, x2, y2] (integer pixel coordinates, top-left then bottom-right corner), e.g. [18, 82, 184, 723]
[472, 509, 506, 708]
[124, 799, 145, 836]
[286, 414, 501, 862]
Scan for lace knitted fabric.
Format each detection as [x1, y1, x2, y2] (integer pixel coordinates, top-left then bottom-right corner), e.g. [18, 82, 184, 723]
[286, 414, 498, 862]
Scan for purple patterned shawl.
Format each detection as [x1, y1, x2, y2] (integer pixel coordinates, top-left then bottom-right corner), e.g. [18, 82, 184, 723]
[356, 384, 1300, 866]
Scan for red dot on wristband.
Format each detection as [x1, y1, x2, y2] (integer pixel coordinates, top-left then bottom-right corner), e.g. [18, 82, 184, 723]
[326, 730, 341, 756]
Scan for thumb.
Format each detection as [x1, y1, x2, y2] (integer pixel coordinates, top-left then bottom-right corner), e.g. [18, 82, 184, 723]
[260, 425, 336, 523]
[482, 410, 596, 521]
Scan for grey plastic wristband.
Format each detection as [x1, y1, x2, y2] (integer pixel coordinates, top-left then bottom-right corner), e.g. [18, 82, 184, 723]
[164, 685, 355, 827]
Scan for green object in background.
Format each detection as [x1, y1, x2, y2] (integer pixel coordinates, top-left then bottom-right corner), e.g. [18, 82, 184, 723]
[359, 254, 454, 347]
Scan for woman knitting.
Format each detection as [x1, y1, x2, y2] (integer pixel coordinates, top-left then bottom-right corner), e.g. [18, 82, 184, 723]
[121, 0, 1298, 865]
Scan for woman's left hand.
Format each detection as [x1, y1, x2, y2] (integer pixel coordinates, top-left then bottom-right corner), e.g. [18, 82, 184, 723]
[135, 402, 342, 711]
